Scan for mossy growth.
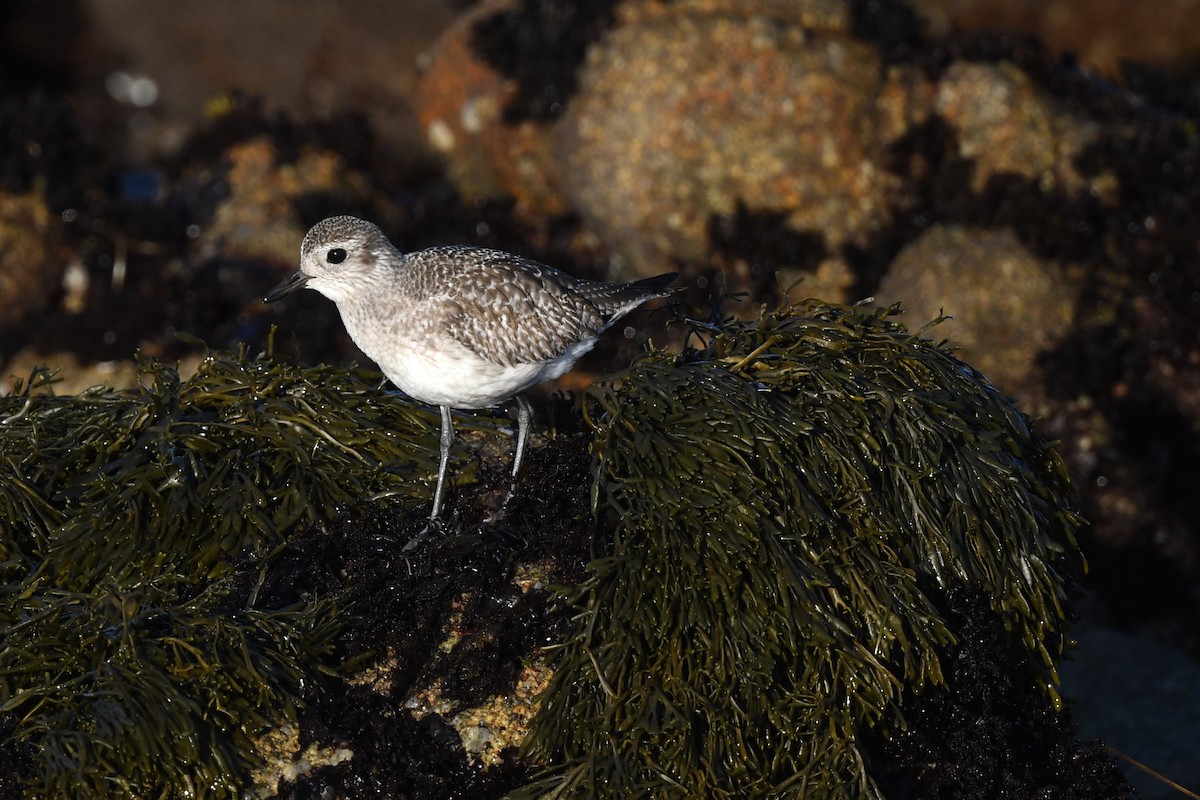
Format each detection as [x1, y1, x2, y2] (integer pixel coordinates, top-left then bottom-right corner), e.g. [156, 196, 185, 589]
[0, 302, 1090, 797]
[0, 347, 474, 797]
[516, 300, 1084, 799]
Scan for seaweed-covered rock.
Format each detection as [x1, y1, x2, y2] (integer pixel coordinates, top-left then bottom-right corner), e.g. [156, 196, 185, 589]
[518, 300, 1094, 798]
[0, 349, 464, 797]
[0, 303, 1128, 797]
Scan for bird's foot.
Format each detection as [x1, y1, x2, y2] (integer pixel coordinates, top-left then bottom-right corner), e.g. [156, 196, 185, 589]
[402, 516, 451, 552]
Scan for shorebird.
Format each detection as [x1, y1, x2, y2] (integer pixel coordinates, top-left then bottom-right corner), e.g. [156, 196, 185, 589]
[264, 215, 676, 532]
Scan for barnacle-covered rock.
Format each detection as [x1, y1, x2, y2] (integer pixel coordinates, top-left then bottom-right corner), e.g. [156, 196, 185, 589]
[555, 1, 891, 276]
[875, 224, 1078, 395]
[194, 135, 380, 268]
[933, 59, 1100, 195]
[519, 300, 1087, 798]
[417, 0, 900, 280]
[0, 191, 69, 334]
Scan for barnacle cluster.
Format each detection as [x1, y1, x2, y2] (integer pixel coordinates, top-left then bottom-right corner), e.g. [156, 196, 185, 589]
[0, 348, 453, 797]
[519, 300, 1084, 798]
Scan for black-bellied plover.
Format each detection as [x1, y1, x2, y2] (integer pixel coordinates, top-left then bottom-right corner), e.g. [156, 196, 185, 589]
[264, 215, 676, 531]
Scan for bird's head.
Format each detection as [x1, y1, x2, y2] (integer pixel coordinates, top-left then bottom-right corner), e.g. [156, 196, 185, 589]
[263, 215, 394, 305]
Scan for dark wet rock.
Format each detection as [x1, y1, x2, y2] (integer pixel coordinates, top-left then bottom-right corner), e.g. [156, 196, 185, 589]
[0, 1, 92, 94]
[0, 89, 98, 211]
[865, 592, 1132, 800]
[0, 90, 100, 350]
[0, 714, 34, 800]
[875, 225, 1077, 396]
[1062, 624, 1200, 800]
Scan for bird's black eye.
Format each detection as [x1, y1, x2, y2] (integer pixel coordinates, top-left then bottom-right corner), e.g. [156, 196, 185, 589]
[327, 248, 347, 265]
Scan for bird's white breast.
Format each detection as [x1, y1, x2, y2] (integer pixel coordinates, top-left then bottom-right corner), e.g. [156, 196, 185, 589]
[382, 340, 595, 408]
[338, 297, 597, 409]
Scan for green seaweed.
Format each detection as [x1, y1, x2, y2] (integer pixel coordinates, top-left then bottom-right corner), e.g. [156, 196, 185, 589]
[0, 301, 1087, 797]
[0, 346, 480, 797]
[1, 349, 446, 589]
[516, 300, 1083, 799]
[1, 582, 332, 798]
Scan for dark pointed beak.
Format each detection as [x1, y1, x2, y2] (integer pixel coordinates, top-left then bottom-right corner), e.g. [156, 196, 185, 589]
[263, 270, 311, 303]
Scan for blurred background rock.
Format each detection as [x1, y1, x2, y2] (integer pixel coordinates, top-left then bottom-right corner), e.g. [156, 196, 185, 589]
[1, 0, 1198, 796]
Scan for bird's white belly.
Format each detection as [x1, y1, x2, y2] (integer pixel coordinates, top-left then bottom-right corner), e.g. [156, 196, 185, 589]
[371, 337, 597, 409]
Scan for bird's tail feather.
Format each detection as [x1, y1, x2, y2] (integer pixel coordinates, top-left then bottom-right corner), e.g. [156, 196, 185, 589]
[584, 272, 679, 322]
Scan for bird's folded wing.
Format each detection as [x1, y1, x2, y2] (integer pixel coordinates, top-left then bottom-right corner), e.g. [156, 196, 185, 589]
[443, 255, 604, 367]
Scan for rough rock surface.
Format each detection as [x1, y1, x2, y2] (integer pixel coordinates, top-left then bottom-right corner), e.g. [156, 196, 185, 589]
[557, 4, 891, 275]
[934, 59, 1100, 195]
[0, 192, 67, 335]
[875, 225, 1076, 395]
[415, 0, 570, 216]
[913, 0, 1200, 75]
[195, 137, 377, 267]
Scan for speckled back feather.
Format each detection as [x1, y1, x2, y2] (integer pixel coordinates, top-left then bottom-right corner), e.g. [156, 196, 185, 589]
[403, 246, 675, 368]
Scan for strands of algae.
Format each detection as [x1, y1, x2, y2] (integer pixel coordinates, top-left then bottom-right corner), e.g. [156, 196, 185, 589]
[517, 300, 1082, 800]
[0, 347, 451, 797]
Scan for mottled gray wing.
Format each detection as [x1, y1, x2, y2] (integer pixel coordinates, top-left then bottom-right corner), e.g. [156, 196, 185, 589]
[440, 253, 605, 367]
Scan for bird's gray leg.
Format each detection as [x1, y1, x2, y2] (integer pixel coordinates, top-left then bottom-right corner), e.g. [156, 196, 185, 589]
[489, 395, 532, 521]
[405, 405, 455, 551]
[430, 404, 455, 520]
[510, 395, 533, 485]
